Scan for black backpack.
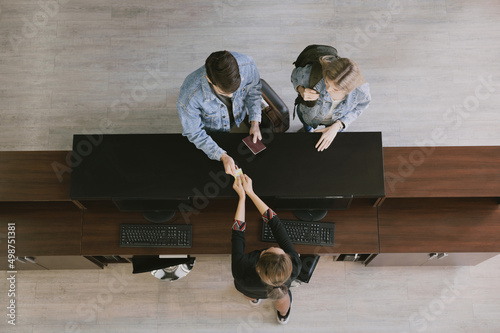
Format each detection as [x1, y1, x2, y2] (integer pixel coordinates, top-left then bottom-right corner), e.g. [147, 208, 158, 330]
[293, 45, 338, 109]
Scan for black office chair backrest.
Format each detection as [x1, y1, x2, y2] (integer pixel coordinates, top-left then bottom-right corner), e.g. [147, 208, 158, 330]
[260, 79, 290, 133]
[296, 254, 320, 284]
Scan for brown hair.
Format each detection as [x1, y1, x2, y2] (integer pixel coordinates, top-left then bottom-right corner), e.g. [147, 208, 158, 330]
[205, 50, 241, 94]
[256, 251, 293, 300]
[320, 56, 365, 93]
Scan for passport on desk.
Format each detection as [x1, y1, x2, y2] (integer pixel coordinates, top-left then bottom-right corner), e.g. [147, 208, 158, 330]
[242, 135, 266, 155]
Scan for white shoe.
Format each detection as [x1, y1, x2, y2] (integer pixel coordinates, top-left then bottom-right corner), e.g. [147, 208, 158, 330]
[249, 299, 261, 306]
[276, 290, 292, 324]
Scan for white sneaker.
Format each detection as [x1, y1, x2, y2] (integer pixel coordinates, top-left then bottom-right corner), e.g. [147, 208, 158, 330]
[249, 299, 261, 306]
[276, 290, 292, 324]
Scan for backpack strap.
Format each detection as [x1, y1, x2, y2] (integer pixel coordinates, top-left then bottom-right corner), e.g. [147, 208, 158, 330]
[293, 45, 339, 119]
[293, 61, 323, 119]
[309, 61, 323, 92]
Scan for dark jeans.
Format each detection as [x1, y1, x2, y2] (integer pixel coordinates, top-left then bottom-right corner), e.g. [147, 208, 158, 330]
[296, 105, 313, 132]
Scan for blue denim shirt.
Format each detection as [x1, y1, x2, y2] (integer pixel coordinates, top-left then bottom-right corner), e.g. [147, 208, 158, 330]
[291, 64, 371, 129]
[177, 52, 262, 161]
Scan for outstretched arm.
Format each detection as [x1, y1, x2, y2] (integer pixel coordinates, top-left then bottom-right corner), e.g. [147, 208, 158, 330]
[240, 175, 269, 215]
[221, 153, 238, 176]
[233, 176, 246, 223]
[231, 176, 247, 279]
[177, 102, 226, 162]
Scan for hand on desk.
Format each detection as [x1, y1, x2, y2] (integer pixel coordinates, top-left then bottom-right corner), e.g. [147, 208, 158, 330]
[315, 122, 342, 152]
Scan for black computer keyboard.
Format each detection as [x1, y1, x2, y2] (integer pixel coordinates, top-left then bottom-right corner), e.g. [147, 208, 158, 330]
[120, 224, 192, 248]
[261, 219, 335, 246]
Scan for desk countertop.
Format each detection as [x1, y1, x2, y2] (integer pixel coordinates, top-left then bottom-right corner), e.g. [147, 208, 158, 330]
[383, 146, 500, 197]
[0, 151, 71, 202]
[70, 132, 385, 200]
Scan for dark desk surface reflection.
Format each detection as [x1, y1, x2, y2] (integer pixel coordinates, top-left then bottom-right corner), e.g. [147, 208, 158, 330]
[70, 132, 385, 200]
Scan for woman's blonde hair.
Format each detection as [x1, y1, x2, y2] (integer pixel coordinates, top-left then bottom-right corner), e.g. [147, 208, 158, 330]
[256, 251, 293, 300]
[320, 56, 365, 93]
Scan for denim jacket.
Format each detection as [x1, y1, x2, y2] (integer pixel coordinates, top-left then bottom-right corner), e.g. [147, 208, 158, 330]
[291, 64, 371, 129]
[177, 52, 262, 161]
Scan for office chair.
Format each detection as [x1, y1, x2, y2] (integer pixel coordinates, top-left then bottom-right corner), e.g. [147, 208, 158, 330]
[260, 79, 290, 133]
[142, 210, 176, 224]
[293, 210, 328, 222]
[296, 254, 320, 284]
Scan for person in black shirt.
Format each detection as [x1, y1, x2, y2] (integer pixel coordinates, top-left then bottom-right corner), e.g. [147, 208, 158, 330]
[231, 174, 301, 324]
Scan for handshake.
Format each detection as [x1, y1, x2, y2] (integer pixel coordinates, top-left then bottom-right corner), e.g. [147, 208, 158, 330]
[232, 171, 255, 199]
[232, 168, 269, 216]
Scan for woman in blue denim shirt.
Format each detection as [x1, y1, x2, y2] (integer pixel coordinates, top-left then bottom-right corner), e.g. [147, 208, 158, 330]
[291, 56, 371, 151]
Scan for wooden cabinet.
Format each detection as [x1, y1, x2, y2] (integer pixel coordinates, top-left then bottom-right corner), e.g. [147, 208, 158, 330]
[1, 148, 499, 267]
[0, 256, 101, 270]
[0, 202, 101, 270]
[366, 253, 499, 266]
[423, 253, 499, 266]
[0, 257, 45, 271]
[373, 197, 500, 266]
[378, 198, 500, 253]
[374, 147, 500, 266]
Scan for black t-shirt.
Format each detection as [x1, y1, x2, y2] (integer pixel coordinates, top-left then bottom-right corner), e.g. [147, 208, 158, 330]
[231, 214, 302, 299]
[210, 84, 235, 126]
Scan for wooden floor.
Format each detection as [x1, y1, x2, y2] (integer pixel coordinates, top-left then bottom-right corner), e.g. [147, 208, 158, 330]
[1, 255, 500, 332]
[0, 0, 499, 150]
[1, 0, 500, 332]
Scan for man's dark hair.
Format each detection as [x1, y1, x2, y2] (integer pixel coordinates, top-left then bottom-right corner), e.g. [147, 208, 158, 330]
[205, 51, 241, 94]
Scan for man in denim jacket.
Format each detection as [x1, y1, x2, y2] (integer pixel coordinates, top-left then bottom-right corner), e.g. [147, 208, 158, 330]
[177, 51, 262, 176]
